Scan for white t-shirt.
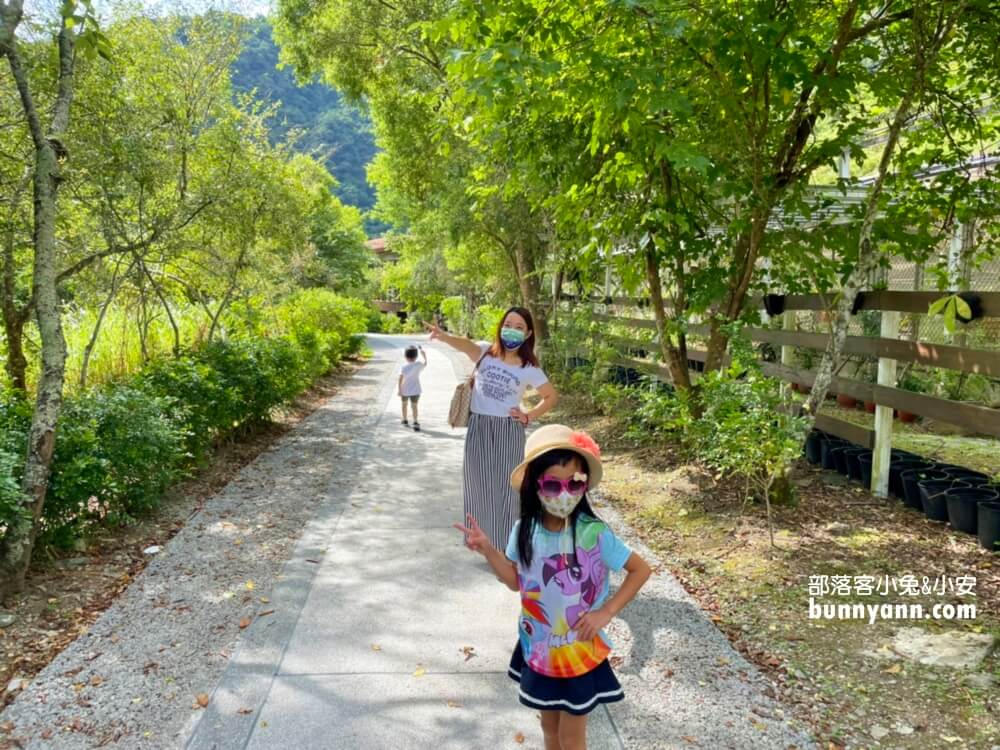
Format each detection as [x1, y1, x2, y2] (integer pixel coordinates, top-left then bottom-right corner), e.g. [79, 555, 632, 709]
[399, 361, 426, 397]
[470, 343, 549, 417]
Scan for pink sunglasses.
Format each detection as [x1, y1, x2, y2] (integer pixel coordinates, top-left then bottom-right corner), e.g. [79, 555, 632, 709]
[537, 474, 588, 498]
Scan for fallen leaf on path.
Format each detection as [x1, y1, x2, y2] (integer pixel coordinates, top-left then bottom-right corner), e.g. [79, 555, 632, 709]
[1, 721, 13, 733]
[237, 708, 253, 715]
[239, 617, 252, 629]
[259, 597, 270, 604]
[461, 646, 476, 661]
[882, 663, 903, 674]
[446, 701, 463, 709]
[371, 644, 382, 652]
[258, 610, 275, 617]
[89, 675, 103, 687]
[41, 729, 53, 739]
[305, 559, 320, 564]
[514, 732, 525, 744]
[196, 693, 210, 708]
[142, 662, 158, 675]
[245, 581, 255, 591]
[413, 666, 426, 677]
[681, 737, 698, 745]
[663, 669, 675, 678]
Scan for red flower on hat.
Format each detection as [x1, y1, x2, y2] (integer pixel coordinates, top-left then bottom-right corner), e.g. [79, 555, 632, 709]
[570, 431, 601, 459]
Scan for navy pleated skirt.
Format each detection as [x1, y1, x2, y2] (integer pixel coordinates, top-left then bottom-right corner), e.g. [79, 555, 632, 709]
[507, 643, 624, 715]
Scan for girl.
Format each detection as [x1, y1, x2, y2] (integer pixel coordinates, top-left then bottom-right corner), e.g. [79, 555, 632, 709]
[427, 307, 559, 548]
[455, 424, 651, 750]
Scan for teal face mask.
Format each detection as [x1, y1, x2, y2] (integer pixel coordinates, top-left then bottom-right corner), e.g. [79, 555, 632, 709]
[500, 327, 527, 350]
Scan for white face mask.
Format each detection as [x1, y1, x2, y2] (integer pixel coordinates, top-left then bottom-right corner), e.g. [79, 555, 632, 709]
[540, 491, 583, 519]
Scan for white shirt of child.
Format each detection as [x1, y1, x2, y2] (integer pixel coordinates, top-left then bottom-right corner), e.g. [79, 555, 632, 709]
[470, 343, 548, 418]
[399, 361, 426, 397]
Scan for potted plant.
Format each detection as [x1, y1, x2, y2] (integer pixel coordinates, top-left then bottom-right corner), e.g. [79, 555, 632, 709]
[896, 368, 927, 423]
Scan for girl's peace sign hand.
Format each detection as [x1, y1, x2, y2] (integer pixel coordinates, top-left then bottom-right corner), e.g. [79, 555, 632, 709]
[453, 514, 490, 554]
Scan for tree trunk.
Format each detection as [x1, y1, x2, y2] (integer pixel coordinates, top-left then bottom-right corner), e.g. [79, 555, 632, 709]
[704, 210, 770, 373]
[1, 167, 31, 391]
[0, 7, 77, 599]
[0, 142, 70, 597]
[644, 244, 691, 390]
[1, 311, 29, 392]
[804, 96, 920, 421]
[513, 238, 548, 343]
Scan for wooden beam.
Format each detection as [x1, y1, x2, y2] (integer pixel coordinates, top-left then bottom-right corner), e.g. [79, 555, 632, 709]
[814, 414, 875, 449]
[745, 327, 1000, 377]
[592, 312, 658, 329]
[780, 290, 1000, 317]
[759, 361, 1000, 438]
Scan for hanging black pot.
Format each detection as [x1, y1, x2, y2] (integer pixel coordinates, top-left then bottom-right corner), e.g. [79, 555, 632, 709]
[889, 460, 933, 499]
[920, 479, 966, 522]
[763, 294, 786, 317]
[805, 432, 823, 464]
[859, 454, 874, 487]
[946, 488, 1000, 534]
[901, 469, 949, 510]
[821, 439, 848, 471]
[978, 502, 1000, 552]
[844, 448, 872, 482]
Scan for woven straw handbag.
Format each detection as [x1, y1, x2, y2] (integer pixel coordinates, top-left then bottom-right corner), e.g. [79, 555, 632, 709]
[449, 352, 488, 428]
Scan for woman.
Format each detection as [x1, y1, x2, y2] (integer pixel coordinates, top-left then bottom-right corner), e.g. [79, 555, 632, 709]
[427, 307, 559, 548]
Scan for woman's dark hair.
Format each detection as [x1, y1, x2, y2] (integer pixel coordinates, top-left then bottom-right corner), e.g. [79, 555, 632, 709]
[489, 306, 539, 367]
[517, 448, 598, 568]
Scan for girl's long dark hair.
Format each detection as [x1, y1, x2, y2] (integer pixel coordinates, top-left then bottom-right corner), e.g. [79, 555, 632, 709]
[517, 449, 599, 568]
[490, 306, 539, 367]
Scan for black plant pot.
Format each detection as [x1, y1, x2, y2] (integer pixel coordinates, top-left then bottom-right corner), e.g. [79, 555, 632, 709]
[978, 502, 1000, 552]
[805, 432, 823, 464]
[889, 460, 933, 499]
[946, 488, 1000, 534]
[920, 479, 964, 522]
[832, 446, 852, 476]
[859, 454, 874, 487]
[821, 440, 847, 471]
[944, 469, 991, 487]
[901, 469, 949, 510]
[844, 448, 871, 482]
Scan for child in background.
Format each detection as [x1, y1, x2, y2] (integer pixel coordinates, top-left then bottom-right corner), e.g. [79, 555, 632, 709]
[399, 345, 427, 430]
[454, 424, 651, 750]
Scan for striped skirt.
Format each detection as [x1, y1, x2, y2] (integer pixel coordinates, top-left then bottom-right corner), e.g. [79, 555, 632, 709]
[463, 413, 526, 549]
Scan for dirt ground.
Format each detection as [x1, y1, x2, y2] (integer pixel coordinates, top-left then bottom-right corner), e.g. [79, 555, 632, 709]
[547, 393, 999, 750]
[0, 360, 364, 712]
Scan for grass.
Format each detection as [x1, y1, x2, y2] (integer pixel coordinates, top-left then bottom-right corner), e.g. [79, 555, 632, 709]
[821, 403, 999, 477]
[543, 391, 1000, 749]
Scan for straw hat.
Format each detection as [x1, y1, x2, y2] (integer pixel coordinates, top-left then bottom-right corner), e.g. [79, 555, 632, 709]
[510, 424, 603, 491]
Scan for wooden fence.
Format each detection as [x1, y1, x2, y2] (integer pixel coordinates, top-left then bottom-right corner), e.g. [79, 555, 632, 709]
[561, 291, 1000, 497]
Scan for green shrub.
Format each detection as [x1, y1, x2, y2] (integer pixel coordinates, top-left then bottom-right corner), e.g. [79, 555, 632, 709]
[0, 449, 25, 539]
[381, 314, 404, 333]
[43, 384, 188, 547]
[139, 354, 230, 460]
[0, 390, 30, 540]
[273, 289, 368, 373]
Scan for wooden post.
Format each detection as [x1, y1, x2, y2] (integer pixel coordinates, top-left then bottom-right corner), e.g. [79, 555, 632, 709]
[871, 310, 900, 497]
[780, 310, 795, 396]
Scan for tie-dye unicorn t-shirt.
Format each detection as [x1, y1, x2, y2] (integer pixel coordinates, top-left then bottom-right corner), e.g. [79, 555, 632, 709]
[505, 515, 632, 678]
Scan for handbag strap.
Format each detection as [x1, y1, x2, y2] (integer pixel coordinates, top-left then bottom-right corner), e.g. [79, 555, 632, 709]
[469, 349, 489, 383]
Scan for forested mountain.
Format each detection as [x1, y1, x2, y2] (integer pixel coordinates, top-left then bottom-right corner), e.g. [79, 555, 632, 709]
[231, 18, 382, 232]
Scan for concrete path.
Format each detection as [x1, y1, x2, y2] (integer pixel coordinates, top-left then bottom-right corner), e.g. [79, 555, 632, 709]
[184, 335, 815, 750]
